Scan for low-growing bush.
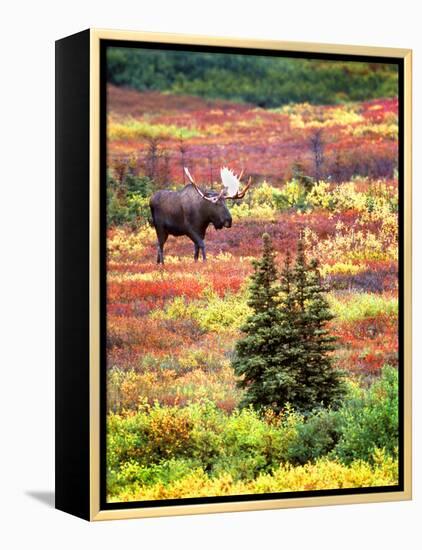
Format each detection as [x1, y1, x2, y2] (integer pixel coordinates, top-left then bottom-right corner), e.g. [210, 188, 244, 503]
[286, 409, 341, 465]
[108, 118, 202, 141]
[107, 225, 155, 262]
[273, 180, 309, 211]
[307, 181, 334, 210]
[152, 291, 251, 333]
[303, 212, 398, 265]
[109, 451, 398, 502]
[107, 401, 301, 495]
[195, 290, 251, 332]
[107, 458, 202, 497]
[209, 406, 299, 480]
[230, 182, 280, 221]
[107, 171, 154, 228]
[333, 365, 399, 464]
[327, 293, 398, 322]
[107, 366, 399, 500]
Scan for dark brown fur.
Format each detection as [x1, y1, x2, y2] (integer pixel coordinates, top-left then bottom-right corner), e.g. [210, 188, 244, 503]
[150, 184, 232, 263]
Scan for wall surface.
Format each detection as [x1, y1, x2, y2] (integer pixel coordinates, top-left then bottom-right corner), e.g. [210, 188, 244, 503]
[0, 0, 419, 548]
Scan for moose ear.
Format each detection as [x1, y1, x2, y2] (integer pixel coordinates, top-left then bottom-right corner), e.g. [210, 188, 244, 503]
[209, 189, 225, 203]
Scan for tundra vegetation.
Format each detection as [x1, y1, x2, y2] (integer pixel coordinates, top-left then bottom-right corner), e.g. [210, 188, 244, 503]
[106, 54, 399, 502]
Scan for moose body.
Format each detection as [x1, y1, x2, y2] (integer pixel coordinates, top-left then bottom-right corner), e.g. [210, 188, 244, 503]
[150, 185, 232, 263]
[150, 167, 251, 264]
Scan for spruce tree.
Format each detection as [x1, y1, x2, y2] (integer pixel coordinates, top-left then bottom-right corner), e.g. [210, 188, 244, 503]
[232, 233, 282, 409]
[233, 234, 345, 414]
[260, 250, 303, 411]
[290, 242, 345, 412]
[305, 257, 345, 408]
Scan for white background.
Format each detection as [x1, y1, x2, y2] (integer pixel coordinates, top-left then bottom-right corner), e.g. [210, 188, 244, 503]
[0, 0, 419, 548]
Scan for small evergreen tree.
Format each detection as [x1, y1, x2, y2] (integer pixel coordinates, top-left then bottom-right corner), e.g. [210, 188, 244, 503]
[260, 250, 304, 410]
[232, 233, 282, 409]
[233, 234, 345, 414]
[289, 240, 345, 412]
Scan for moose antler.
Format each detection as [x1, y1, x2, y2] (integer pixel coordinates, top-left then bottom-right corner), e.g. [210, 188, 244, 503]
[184, 166, 252, 202]
[184, 167, 224, 203]
[220, 167, 252, 199]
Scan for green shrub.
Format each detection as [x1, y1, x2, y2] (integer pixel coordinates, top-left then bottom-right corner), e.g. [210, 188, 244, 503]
[107, 401, 302, 493]
[125, 174, 154, 198]
[107, 458, 202, 497]
[107, 368, 399, 498]
[107, 190, 129, 226]
[210, 406, 299, 480]
[233, 235, 345, 414]
[273, 180, 310, 211]
[107, 173, 154, 228]
[286, 409, 341, 465]
[126, 195, 152, 227]
[333, 366, 399, 464]
[230, 182, 280, 221]
[109, 452, 398, 502]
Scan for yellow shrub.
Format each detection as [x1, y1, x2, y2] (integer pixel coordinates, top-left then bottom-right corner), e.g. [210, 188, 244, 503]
[332, 182, 367, 212]
[195, 291, 251, 333]
[251, 181, 277, 206]
[150, 296, 198, 322]
[327, 293, 398, 322]
[107, 226, 155, 262]
[319, 262, 363, 278]
[111, 453, 398, 501]
[152, 292, 251, 333]
[231, 182, 279, 221]
[278, 102, 364, 130]
[307, 181, 332, 209]
[231, 203, 269, 221]
[108, 118, 202, 141]
[303, 214, 398, 264]
[350, 121, 398, 139]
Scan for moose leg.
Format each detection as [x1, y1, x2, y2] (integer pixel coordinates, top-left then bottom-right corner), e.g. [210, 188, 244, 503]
[200, 242, 206, 261]
[155, 228, 168, 264]
[156, 243, 163, 264]
[188, 232, 206, 262]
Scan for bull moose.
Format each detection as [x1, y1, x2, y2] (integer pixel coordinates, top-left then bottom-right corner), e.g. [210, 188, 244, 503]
[150, 167, 252, 263]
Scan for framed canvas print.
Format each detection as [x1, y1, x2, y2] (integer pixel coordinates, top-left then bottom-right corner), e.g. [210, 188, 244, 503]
[55, 28, 412, 521]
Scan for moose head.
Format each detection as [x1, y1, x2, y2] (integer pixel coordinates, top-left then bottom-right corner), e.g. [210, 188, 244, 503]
[184, 166, 252, 231]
